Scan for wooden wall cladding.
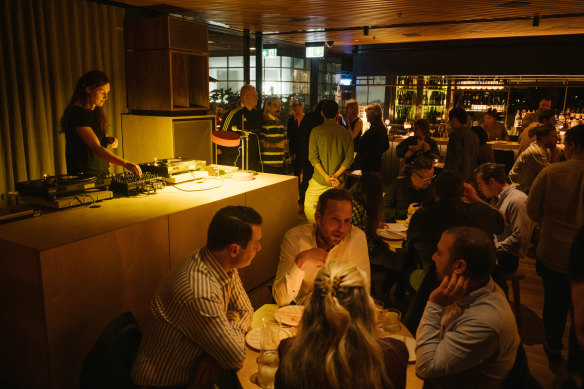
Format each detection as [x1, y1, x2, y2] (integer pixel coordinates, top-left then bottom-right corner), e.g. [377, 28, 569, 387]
[125, 15, 208, 53]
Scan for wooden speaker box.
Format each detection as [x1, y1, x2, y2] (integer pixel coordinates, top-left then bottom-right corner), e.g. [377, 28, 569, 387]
[125, 16, 209, 113]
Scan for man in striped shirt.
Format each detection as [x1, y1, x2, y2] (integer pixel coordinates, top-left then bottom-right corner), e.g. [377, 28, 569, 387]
[132, 206, 262, 388]
[509, 125, 562, 193]
[261, 96, 287, 174]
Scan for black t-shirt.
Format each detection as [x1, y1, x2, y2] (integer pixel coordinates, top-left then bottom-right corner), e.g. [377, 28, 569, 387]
[65, 106, 110, 177]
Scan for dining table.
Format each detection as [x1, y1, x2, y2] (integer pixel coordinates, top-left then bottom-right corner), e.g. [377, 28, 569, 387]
[237, 304, 424, 389]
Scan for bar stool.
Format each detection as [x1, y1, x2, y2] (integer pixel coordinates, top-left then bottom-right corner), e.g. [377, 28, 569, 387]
[506, 271, 526, 329]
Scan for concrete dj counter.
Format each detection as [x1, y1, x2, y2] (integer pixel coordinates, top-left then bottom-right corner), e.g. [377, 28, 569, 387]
[0, 173, 298, 389]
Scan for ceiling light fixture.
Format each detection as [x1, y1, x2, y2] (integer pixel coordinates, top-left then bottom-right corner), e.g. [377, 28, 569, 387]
[499, 1, 531, 7]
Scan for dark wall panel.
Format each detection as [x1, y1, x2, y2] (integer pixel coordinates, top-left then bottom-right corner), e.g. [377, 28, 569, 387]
[354, 34, 584, 76]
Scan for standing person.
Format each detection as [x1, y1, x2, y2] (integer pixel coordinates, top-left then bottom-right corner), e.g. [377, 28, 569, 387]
[353, 103, 390, 173]
[471, 126, 495, 165]
[61, 70, 141, 177]
[276, 261, 409, 389]
[396, 119, 440, 164]
[518, 110, 556, 155]
[132, 206, 262, 388]
[445, 107, 480, 180]
[415, 227, 520, 389]
[297, 99, 328, 214]
[349, 172, 393, 268]
[220, 84, 263, 171]
[509, 125, 562, 193]
[304, 100, 354, 224]
[344, 99, 363, 153]
[260, 96, 286, 174]
[474, 163, 533, 293]
[520, 96, 552, 134]
[482, 109, 509, 141]
[287, 100, 305, 183]
[526, 125, 584, 372]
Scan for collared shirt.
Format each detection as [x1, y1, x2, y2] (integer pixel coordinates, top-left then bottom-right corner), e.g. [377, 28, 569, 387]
[383, 176, 434, 222]
[509, 141, 551, 193]
[526, 154, 584, 273]
[261, 113, 286, 166]
[517, 121, 541, 155]
[416, 279, 520, 389]
[494, 184, 533, 258]
[272, 223, 370, 306]
[308, 119, 354, 186]
[131, 247, 253, 386]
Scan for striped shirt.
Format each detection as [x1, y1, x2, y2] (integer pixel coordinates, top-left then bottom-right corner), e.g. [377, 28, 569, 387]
[131, 247, 253, 386]
[261, 113, 286, 166]
[509, 141, 551, 193]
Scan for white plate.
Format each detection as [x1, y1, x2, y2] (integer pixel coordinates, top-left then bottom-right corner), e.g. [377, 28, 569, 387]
[382, 223, 408, 232]
[245, 327, 294, 351]
[274, 305, 305, 326]
[386, 335, 416, 363]
[377, 228, 407, 240]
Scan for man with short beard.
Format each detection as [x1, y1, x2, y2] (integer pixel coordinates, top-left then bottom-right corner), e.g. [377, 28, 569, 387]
[273, 188, 370, 306]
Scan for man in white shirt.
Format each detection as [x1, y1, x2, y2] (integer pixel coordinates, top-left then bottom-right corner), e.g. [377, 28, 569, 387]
[416, 226, 519, 389]
[272, 188, 370, 306]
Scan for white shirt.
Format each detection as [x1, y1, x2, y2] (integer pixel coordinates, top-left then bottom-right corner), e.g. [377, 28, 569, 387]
[272, 223, 370, 306]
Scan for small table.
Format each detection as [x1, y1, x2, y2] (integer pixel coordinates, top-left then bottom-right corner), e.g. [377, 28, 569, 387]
[238, 304, 423, 389]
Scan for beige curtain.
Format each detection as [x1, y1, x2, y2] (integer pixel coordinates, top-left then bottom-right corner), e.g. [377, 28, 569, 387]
[0, 0, 126, 207]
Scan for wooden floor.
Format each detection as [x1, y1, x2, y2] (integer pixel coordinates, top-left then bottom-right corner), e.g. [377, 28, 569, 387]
[510, 256, 573, 389]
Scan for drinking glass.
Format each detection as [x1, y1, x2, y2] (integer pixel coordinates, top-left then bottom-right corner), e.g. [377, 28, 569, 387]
[382, 308, 402, 333]
[256, 350, 279, 389]
[372, 298, 385, 328]
[260, 318, 280, 352]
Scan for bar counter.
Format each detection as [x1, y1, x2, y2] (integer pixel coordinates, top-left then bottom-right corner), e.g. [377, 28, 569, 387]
[0, 173, 298, 389]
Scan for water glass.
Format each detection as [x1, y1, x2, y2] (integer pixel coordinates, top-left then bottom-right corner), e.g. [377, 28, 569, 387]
[256, 350, 279, 389]
[260, 318, 280, 352]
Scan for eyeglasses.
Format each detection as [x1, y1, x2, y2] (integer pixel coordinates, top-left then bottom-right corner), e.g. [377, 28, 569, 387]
[414, 172, 436, 182]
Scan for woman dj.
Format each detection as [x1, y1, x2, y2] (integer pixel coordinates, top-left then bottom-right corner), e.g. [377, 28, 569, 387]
[61, 70, 141, 177]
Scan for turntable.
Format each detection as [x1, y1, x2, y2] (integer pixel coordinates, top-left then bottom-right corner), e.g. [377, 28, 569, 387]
[16, 174, 113, 208]
[139, 158, 206, 183]
[16, 174, 112, 199]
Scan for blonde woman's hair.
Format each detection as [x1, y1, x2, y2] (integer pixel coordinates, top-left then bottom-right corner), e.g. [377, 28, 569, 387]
[345, 99, 359, 115]
[365, 103, 384, 127]
[278, 261, 392, 389]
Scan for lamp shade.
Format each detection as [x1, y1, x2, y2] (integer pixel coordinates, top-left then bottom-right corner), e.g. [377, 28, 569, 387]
[211, 131, 240, 147]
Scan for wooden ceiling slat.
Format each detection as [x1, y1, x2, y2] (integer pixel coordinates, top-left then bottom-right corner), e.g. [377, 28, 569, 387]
[117, 0, 584, 53]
